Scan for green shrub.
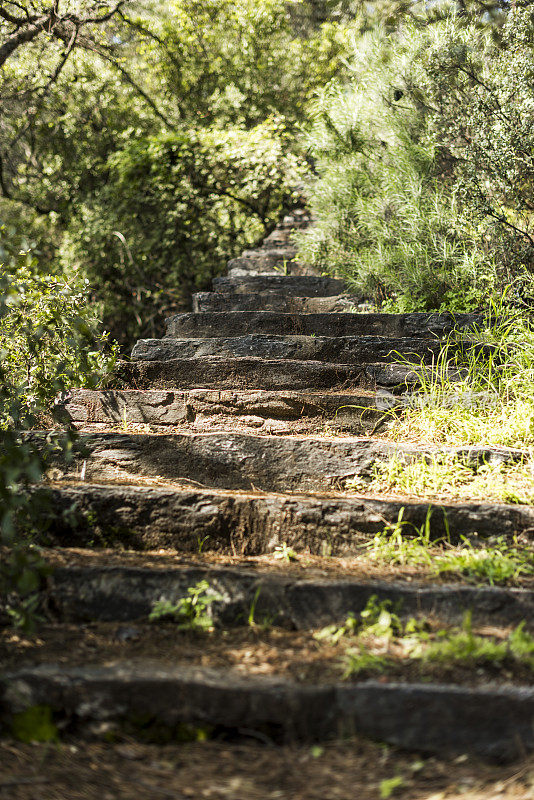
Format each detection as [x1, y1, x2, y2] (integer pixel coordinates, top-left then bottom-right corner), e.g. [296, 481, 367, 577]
[0, 259, 117, 417]
[155, 0, 350, 129]
[297, 10, 533, 311]
[410, 9, 534, 291]
[0, 260, 116, 630]
[62, 123, 306, 344]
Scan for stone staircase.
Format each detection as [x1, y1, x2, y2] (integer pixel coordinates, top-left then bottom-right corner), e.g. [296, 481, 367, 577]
[2, 210, 534, 766]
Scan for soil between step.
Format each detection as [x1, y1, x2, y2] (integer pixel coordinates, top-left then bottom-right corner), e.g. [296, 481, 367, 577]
[1, 741, 531, 800]
[29, 482, 534, 553]
[163, 311, 482, 339]
[1, 619, 532, 689]
[2, 660, 533, 759]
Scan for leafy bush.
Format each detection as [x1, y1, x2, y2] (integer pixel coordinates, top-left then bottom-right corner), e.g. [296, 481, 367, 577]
[63, 122, 306, 344]
[0, 259, 117, 417]
[154, 0, 350, 129]
[0, 259, 116, 629]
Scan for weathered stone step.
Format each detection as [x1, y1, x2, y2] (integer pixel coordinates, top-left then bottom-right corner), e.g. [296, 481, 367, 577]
[41, 431, 527, 492]
[3, 662, 532, 758]
[227, 245, 305, 276]
[62, 388, 387, 432]
[213, 276, 348, 296]
[114, 357, 424, 391]
[192, 292, 359, 313]
[33, 483, 534, 553]
[165, 311, 482, 339]
[37, 559, 534, 628]
[132, 335, 452, 365]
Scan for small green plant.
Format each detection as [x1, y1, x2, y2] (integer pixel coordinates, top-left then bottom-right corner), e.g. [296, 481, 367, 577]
[273, 542, 298, 562]
[11, 705, 59, 744]
[335, 598, 534, 679]
[365, 507, 441, 568]
[420, 612, 505, 667]
[119, 406, 130, 432]
[380, 776, 406, 799]
[367, 511, 533, 586]
[315, 612, 359, 645]
[343, 645, 389, 678]
[359, 596, 402, 639]
[316, 596, 402, 646]
[149, 580, 222, 631]
[438, 537, 534, 586]
[355, 448, 534, 507]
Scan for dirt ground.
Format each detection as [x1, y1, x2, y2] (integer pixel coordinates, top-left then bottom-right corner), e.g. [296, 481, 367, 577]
[40, 546, 534, 590]
[2, 619, 532, 688]
[1, 738, 534, 800]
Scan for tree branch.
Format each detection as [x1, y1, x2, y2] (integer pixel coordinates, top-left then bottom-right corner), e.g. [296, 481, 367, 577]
[0, 16, 47, 68]
[86, 42, 175, 129]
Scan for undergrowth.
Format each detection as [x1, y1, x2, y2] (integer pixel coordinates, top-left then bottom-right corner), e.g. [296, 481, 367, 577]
[352, 453, 534, 505]
[364, 510, 534, 586]
[389, 296, 534, 449]
[316, 597, 534, 679]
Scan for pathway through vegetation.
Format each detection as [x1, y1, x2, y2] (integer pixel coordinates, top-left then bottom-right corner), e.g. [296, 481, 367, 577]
[1, 210, 534, 797]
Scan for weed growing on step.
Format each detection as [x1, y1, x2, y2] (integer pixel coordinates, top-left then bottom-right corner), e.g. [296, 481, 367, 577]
[365, 509, 534, 586]
[273, 543, 298, 562]
[316, 596, 402, 647]
[149, 580, 222, 632]
[418, 614, 534, 668]
[379, 776, 406, 800]
[350, 452, 534, 505]
[389, 298, 534, 450]
[336, 598, 534, 679]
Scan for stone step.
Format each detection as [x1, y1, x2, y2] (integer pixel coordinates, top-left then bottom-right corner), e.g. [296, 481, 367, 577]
[3, 662, 532, 758]
[263, 227, 297, 246]
[114, 357, 447, 392]
[192, 292, 359, 313]
[131, 335, 454, 365]
[165, 311, 482, 339]
[227, 245, 304, 276]
[62, 388, 388, 433]
[32, 483, 534, 553]
[38, 559, 534, 628]
[213, 276, 348, 296]
[41, 431, 526, 492]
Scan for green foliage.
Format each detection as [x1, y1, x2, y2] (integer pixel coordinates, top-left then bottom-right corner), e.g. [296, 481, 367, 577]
[149, 580, 222, 631]
[0, 259, 117, 415]
[421, 613, 534, 669]
[273, 542, 299, 562]
[389, 297, 534, 458]
[316, 595, 401, 646]
[366, 509, 534, 585]
[0, 259, 114, 630]
[63, 123, 306, 343]
[342, 646, 389, 677]
[297, 10, 534, 311]
[339, 601, 534, 679]
[10, 705, 59, 744]
[437, 537, 534, 586]
[380, 776, 406, 799]
[411, 10, 534, 287]
[155, 0, 350, 128]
